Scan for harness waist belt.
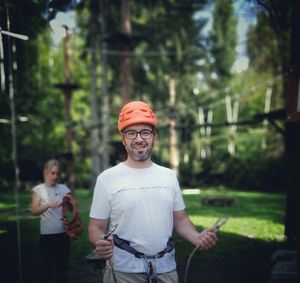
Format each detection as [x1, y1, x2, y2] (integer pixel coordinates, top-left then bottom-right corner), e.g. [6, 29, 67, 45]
[113, 235, 176, 259]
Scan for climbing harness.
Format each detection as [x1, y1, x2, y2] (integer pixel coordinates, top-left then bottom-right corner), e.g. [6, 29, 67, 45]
[183, 215, 229, 283]
[113, 235, 175, 259]
[113, 234, 176, 283]
[61, 194, 84, 238]
[87, 216, 228, 283]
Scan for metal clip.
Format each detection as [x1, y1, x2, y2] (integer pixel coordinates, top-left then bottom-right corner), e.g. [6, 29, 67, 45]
[147, 261, 158, 283]
[213, 215, 229, 230]
[103, 224, 118, 240]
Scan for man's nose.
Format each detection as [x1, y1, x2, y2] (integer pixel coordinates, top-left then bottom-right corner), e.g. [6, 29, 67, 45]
[135, 132, 144, 141]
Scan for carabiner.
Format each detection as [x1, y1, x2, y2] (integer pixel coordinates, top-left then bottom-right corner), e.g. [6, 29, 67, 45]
[103, 224, 118, 240]
[213, 215, 229, 230]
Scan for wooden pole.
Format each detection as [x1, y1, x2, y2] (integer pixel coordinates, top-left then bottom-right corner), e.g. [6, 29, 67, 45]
[225, 95, 239, 155]
[284, 2, 300, 273]
[100, 0, 110, 171]
[89, 36, 100, 190]
[261, 87, 272, 149]
[121, 0, 132, 104]
[0, 26, 28, 283]
[62, 26, 75, 190]
[169, 78, 179, 175]
[199, 107, 213, 159]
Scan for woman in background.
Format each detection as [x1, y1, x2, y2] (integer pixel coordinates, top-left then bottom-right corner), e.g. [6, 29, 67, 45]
[31, 159, 71, 283]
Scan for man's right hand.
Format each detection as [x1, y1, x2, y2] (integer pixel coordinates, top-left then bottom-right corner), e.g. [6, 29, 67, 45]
[95, 234, 114, 260]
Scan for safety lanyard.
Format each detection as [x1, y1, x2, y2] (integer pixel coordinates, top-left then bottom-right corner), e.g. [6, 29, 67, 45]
[144, 256, 158, 283]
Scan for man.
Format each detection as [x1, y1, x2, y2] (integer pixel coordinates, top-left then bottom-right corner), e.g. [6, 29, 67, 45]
[88, 101, 217, 283]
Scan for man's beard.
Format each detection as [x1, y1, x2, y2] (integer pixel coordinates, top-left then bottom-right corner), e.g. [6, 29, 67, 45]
[127, 141, 153, 161]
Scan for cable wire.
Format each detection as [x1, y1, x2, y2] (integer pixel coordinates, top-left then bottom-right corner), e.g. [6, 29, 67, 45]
[183, 216, 229, 283]
[183, 245, 199, 283]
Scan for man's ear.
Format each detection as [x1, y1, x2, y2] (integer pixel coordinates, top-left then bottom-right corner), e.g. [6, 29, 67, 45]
[122, 135, 126, 146]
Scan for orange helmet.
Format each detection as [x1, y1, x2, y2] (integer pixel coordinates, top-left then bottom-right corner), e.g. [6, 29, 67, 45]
[118, 101, 158, 132]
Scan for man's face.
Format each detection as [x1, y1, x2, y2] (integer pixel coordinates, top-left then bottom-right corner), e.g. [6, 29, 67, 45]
[122, 123, 156, 162]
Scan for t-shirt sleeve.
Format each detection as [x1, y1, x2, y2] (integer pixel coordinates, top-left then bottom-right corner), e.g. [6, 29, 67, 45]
[89, 175, 111, 219]
[62, 184, 71, 195]
[32, 185, 40, 195]
[173, 175, 185, 211]
[32, 184, 44, 197]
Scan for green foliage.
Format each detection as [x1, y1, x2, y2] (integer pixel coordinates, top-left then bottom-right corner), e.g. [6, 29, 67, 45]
[210, 0, 237, 83]
[180, 124, 285, 191]
[0, 1, 58, 184]
[247, 13, 281, 73]
[129, 0, 209, 106]
[0, 0, 290, 195]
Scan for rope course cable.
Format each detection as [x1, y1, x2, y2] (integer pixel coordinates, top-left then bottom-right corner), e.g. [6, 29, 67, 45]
[1, 4, 29, 282]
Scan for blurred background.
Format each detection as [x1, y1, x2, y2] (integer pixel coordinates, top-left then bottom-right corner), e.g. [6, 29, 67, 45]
[0, 0, 299, 282]
[1, 0, 292, 192]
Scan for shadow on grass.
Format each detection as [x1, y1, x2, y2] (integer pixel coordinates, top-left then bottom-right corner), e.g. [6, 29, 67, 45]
[0, 188, 286, 283]
[175, 230, 285, 283]
[1, 218, 285, 283]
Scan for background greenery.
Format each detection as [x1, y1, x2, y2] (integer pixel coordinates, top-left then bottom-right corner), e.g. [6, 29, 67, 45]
[0, 0, 289, 192]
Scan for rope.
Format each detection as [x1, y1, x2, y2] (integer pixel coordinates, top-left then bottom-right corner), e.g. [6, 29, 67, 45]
[103, 225, 118, 283]
[183, 246, 199, 283]
[183, 216, 229, 283]
[108, 259, 118, 283]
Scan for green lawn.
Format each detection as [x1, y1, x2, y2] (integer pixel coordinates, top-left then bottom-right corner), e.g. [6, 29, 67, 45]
[0, 187, 287, 283]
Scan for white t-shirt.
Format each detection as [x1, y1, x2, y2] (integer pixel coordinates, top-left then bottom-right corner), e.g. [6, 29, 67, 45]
[32, 183, 70, 235]
[89, 162, 185, 273]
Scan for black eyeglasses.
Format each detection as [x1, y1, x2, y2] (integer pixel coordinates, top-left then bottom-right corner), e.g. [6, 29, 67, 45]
[123, 129, 154, 140]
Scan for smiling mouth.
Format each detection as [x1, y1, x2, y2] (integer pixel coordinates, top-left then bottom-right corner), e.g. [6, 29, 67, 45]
[132, 143, 146, 149]
[133, 145, 146, 155]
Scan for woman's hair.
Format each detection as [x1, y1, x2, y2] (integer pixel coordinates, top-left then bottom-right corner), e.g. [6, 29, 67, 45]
[43, 159, 60, 177]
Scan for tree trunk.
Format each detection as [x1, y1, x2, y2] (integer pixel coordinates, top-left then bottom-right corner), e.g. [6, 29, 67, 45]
[169, 78, 179, 176]
[63, 27, 75, 191]
[90, 43, 100, 191]
[284, 1, 300, 276]
[121, 0, 132, 104]
[100, 0, 110, 171]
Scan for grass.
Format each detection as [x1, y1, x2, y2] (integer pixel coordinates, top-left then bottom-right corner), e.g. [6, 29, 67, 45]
[0, 186, 287, 283]
[175, 188, 287, 283]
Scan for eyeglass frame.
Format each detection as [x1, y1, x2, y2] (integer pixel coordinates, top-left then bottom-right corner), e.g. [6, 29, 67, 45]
[123, 129, 155, 140]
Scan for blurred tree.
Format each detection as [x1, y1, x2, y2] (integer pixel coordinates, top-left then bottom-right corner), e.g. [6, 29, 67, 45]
[0, 0, 50, 186]
[252, 0, 300, 261]
[0, 0, 86, 188]
[78, 0, 210, 170]
[130, 0, 209, 172]
[247, 13, 280, 73]
[209, 0, 237, 88]
[0, 0, 290, 195]
[247, 12, 285, 108]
